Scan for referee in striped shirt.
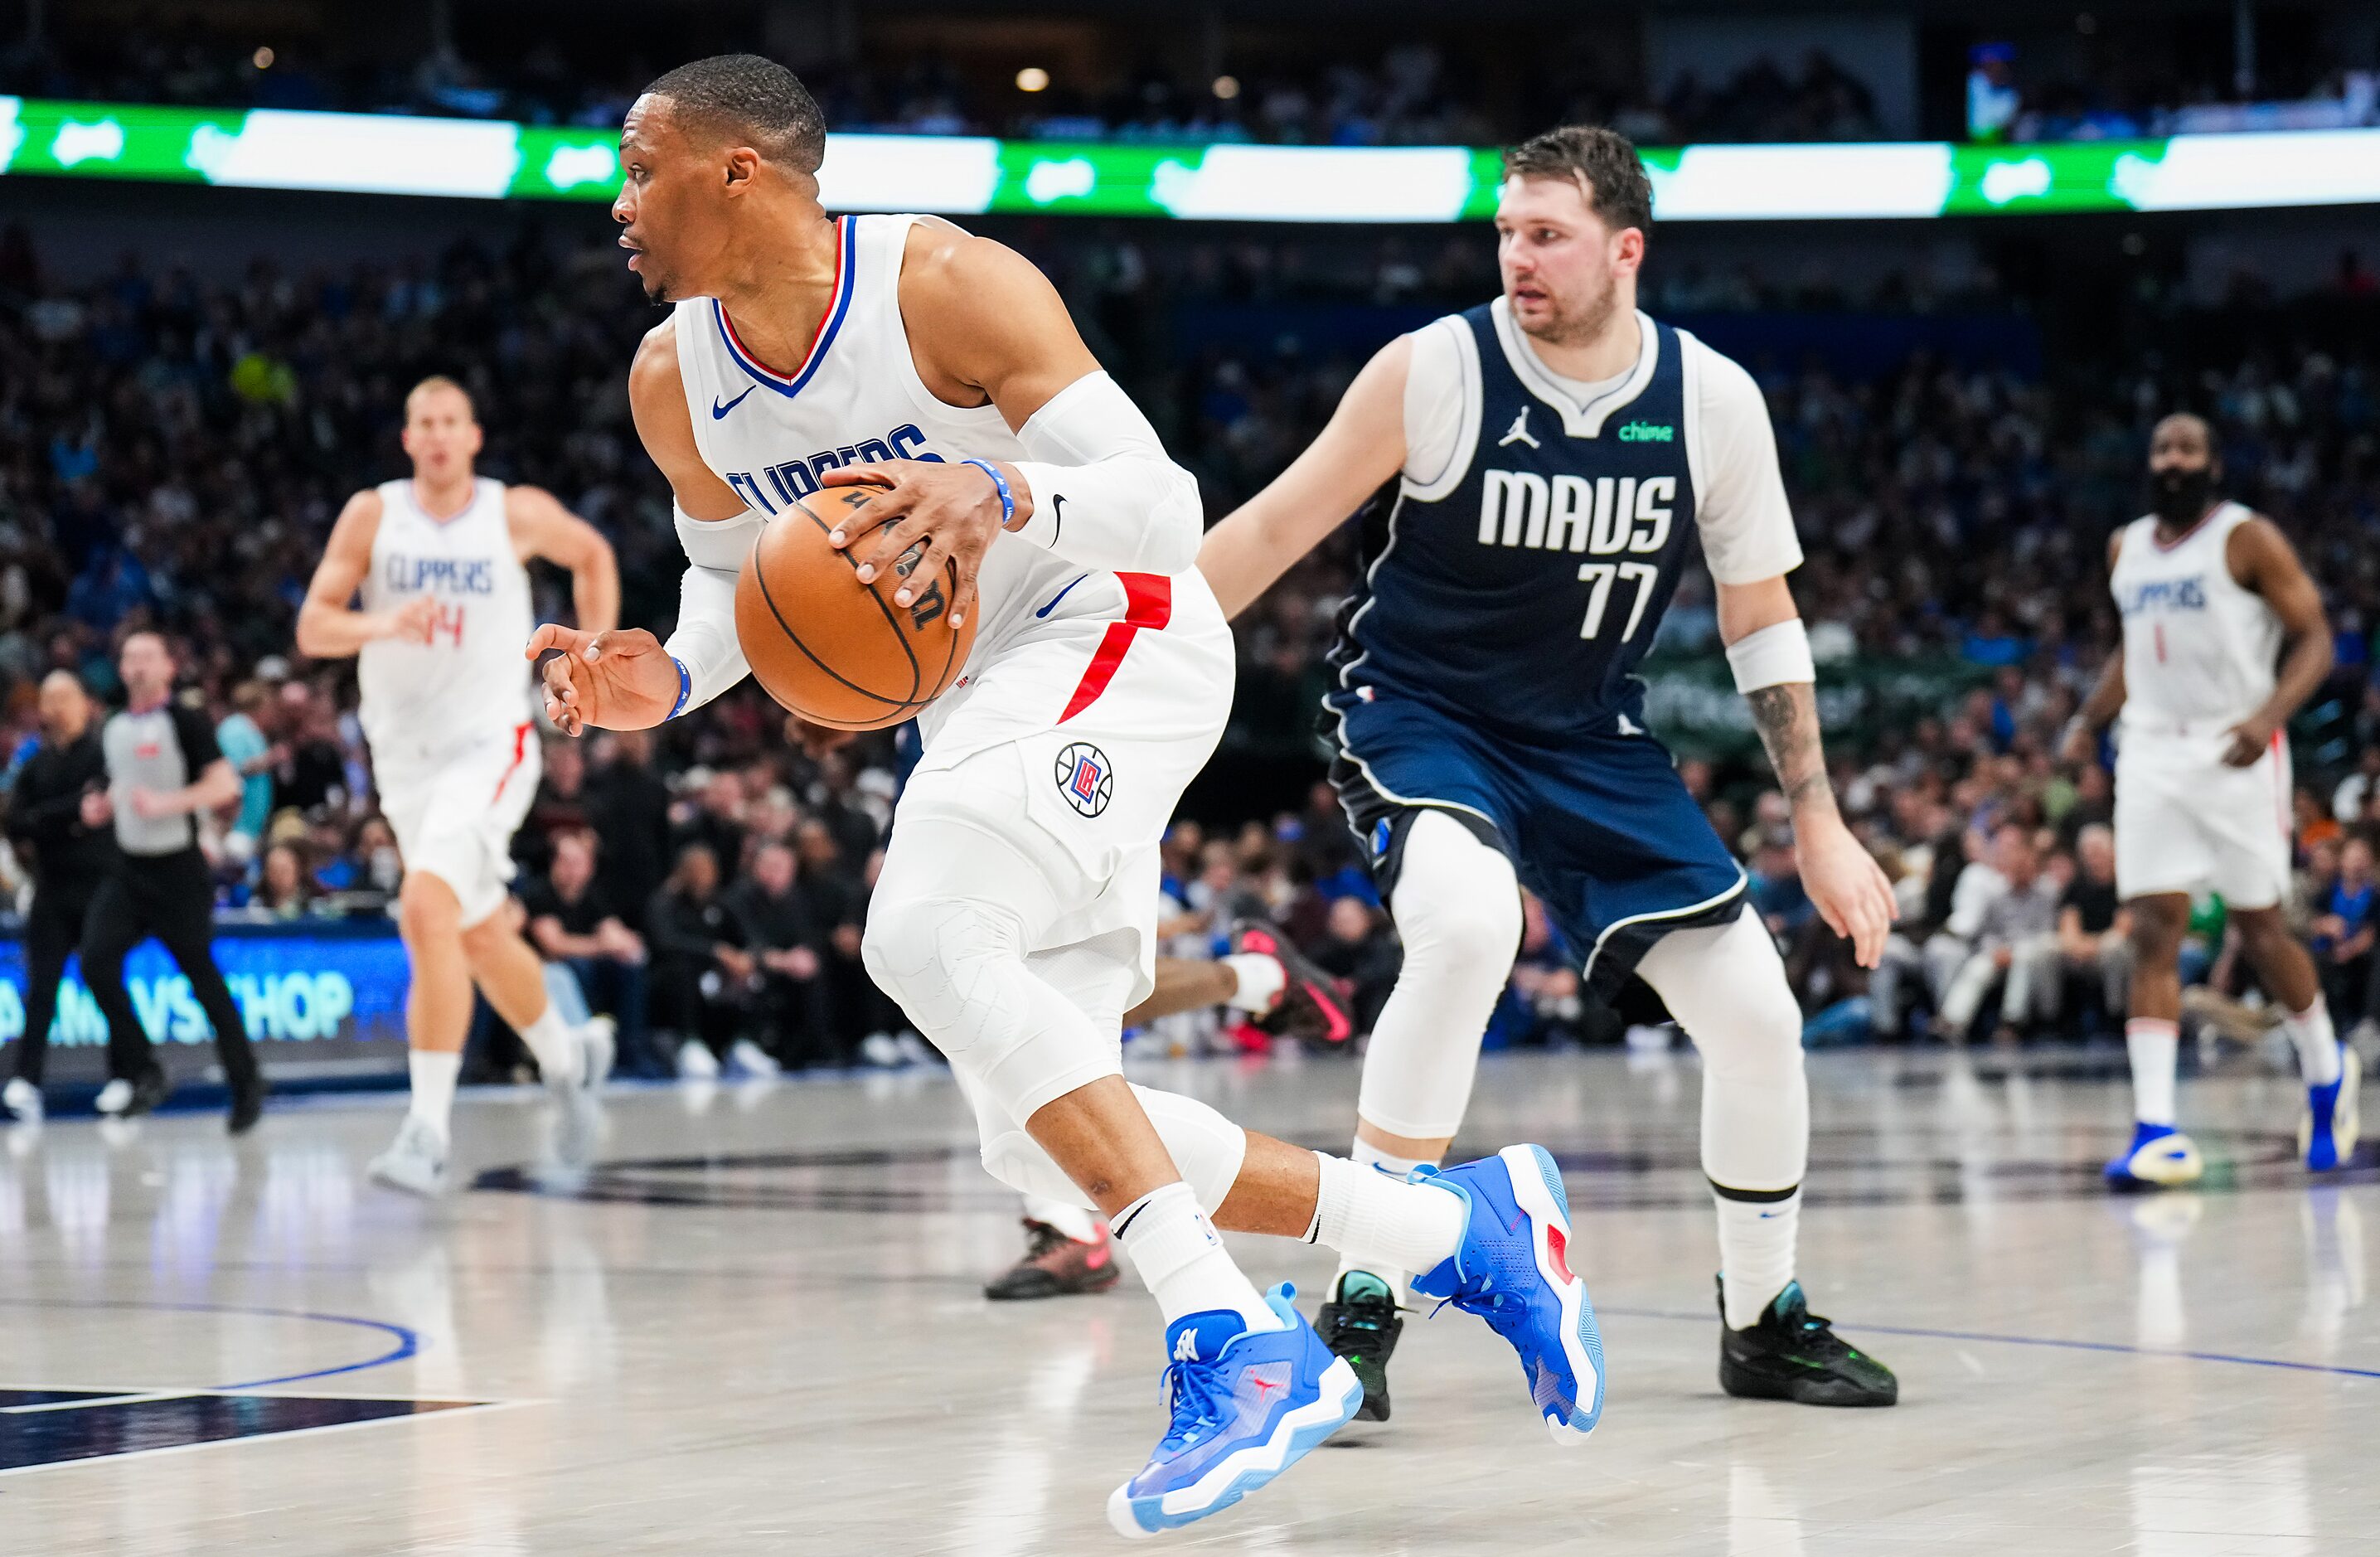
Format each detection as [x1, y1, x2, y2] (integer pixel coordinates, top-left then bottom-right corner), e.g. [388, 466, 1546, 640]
[79, 632, 267, 1132]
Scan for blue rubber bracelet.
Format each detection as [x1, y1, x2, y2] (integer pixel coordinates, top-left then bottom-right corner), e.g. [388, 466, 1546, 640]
[667, 656, 691, 720]
[959, 457, 1017, 531]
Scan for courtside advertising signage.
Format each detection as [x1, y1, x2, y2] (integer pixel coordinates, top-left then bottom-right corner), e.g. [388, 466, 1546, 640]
[2, 97, 2378, 220]
[0, 924, 411, 1084]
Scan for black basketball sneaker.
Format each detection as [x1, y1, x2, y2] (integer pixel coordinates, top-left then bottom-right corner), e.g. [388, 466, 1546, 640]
[1718, 1279, 1898, 1406]
[983, 1219, 1121, 1301]
[1315, 1269, 1403, 1420]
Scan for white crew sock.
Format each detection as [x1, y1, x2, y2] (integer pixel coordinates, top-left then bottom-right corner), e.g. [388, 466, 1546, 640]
[1334, 1136, 1437, 1297]
[1219, 953, 1287, 1014]
[1309, 1152, 1466, 1279]
[1022, 1192, 1101, 1245]
[517, 1004, 584, 1089]
[407, 1049, 462, 1136]
[1714, 1187, 1801, 1329]
[1112, 1181, 1274, 1331]
[2126, 1018, 2180, 1127]
[2281, 998, 2344, 1088]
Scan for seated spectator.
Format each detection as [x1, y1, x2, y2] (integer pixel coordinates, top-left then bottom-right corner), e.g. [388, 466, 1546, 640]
[1934, 822, 2061, 1042]
[1309, 895, 1399, 1036]
[2009, 822, 2130, 1036]
[247, 840, 317, 919]
[2310, 837, 2380, 1028]
[522, 829, 656, 1078]
[726, 840, 836, 1071]
[644, 842, 757, 1079]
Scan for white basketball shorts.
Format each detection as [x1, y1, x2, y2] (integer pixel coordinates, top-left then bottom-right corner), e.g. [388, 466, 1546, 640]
[2114, 726, 2290, 909]
[897, 566, 1234, 1011]
[374, 720, 542, 928]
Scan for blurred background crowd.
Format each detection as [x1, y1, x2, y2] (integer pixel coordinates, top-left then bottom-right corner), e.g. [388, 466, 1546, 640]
[3, 196, 2376, 1074]
[3, 4, 2376, 147]
[3, 1, 2380, 1079]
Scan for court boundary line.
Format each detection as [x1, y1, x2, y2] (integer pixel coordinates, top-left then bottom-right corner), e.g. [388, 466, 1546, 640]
[0, 1297, 419, 1390]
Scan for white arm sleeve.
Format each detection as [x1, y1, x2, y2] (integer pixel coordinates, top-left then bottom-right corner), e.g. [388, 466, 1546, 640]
[1006, 371, 1203, 575]
[662, 505, 760, 715]
[1688, 340, 1805, 585]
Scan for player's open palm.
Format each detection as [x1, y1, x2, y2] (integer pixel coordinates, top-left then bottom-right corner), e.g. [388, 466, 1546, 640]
[526, 624, 680, 735]
[1796, 816, 1896, 968]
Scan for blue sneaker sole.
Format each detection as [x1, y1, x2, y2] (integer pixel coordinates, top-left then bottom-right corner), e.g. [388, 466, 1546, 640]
[1107, 1356, 1364, 1539]
[1499, 1144, 1606, 1443]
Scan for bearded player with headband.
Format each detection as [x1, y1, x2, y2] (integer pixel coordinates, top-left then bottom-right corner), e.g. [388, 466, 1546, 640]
[530, 54, 1607, 1537]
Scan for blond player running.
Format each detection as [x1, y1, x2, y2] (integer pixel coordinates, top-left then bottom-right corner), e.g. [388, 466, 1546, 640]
[298, 376, 621, 1194]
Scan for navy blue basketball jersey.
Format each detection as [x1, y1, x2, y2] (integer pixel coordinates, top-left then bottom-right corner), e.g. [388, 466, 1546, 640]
[1328, 305, 1700, 743]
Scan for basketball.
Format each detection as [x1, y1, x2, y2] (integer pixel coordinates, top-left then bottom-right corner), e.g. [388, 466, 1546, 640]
[733, 483, 977, 730]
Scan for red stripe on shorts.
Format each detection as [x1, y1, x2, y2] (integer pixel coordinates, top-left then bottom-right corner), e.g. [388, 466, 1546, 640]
[1059, 573, 1172, 725]
[491, 721, 532, 804]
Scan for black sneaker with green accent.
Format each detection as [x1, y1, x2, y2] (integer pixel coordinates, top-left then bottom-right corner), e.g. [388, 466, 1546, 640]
[1315, 1270, 1403, 1422]
[1718, 1279, 1898, 1407]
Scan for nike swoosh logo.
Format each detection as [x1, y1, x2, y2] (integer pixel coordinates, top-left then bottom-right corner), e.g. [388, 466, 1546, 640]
[1049, 492, 1066, 543]
[1035, 573, 1092, 618]
[711, 386, 756, 420]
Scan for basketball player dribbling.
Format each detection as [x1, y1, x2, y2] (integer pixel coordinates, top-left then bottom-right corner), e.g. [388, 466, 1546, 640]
[531, 56, 1606, 1535]
[297, 376, 622, 1195]
[2066, 412, 2358, 1186]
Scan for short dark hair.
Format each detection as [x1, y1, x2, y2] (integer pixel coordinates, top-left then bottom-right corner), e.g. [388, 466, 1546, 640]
[1503, 125, 1654, 236]
[644, 54, 826, 175]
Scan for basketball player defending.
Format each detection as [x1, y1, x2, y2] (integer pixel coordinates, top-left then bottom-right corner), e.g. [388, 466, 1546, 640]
[1200, 126, 1899, 1414]
[2066, 413, 2356, 1187]
[535, 56, 1602, 1536]
[297, 377, 622, 1195]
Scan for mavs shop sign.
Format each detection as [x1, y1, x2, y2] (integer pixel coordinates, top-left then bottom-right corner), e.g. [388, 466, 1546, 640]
[0, 921, 410, 1084]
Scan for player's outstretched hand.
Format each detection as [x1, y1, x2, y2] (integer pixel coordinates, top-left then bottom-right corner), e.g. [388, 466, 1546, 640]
[822, 459, 1005, 629]
[1796, 814, 1897, 968]
[526, 624, 680, 735]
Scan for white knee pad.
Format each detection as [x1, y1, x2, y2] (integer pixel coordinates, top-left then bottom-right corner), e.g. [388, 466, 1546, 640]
[1636, 909, 1809, 1193]
[974, 1083, 1249, 1215]
[1357, 808, 1524, 1141]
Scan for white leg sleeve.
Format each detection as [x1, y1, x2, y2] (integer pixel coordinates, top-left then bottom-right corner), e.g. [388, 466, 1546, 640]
[1636, 909, 1809, 1194]
[1355, 808, 1524, 1142]
[865, 811, 1248, 1214]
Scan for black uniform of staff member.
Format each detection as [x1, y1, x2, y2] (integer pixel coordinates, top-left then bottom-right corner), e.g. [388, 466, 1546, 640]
[79, 632, 268, 1132]
[2, 672, 127, 1123]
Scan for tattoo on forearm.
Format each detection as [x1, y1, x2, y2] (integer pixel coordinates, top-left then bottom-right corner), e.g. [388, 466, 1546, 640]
[1747, 683, 1836, 813]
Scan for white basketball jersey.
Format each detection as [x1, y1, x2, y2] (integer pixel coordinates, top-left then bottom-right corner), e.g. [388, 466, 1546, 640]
[671, 213, 1079, 672]
[2110, 500, 2281, 731]
[356, 477, 535, 753]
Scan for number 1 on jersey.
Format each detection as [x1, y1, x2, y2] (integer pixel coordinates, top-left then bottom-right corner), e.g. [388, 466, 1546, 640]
[1578, 561, 1660, 642]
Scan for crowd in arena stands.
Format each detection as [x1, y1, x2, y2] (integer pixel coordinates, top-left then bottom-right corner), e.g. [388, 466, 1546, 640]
[0, 218, 2377, 1070]
[0, 32, 1878, 147]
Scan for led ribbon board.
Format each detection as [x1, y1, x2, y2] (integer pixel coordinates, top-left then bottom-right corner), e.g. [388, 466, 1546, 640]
[3, 97, 2377, 219]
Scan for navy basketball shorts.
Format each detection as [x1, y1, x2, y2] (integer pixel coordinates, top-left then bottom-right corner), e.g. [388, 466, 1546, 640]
[1329, 691, 1747, 999]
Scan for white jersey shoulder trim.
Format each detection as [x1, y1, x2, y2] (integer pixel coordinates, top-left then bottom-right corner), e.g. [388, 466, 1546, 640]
[1489, 298, 1660, 439]
[1400, 314, 1481, 501]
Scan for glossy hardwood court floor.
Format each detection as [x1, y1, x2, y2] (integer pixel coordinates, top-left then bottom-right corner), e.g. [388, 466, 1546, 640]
[2, 1044, 2375, 1555]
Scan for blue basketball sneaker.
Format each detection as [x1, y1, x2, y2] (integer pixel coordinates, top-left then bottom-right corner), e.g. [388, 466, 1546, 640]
[2103, 1122, 2203, 1191]
[1409, 1144, 1605, 1443]
[2300, 1045, 2361, 1171]
[1106, 1283, 1363, 1540]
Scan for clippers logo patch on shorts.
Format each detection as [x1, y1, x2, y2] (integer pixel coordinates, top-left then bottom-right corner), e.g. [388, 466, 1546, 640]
[1054, 742, 1114, 817]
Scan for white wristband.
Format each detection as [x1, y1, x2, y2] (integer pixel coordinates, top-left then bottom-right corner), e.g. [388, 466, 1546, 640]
[1726, 618, 1816, 693]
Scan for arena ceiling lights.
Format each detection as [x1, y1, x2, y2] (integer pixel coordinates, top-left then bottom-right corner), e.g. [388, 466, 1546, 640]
[3, 97, 2378, 221]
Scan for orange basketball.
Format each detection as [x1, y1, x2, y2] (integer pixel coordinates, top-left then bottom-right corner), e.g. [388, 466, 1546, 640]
[734, 484, 978, 730]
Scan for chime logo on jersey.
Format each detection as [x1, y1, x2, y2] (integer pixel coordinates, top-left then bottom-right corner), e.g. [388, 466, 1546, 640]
[1054, 742, 1113, 817]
